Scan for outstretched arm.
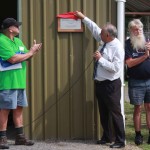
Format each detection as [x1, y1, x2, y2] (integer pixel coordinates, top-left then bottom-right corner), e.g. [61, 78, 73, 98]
[75, 11, 101, 42]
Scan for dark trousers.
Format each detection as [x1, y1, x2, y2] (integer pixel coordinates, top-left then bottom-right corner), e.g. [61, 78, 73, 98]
[95, 78, 125, 143]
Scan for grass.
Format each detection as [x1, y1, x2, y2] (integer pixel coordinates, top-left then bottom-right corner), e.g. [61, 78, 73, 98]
[125, 101, 150, 150]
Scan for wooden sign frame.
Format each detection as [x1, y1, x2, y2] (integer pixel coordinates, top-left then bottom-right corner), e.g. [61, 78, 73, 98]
[57, 18, 84, 32]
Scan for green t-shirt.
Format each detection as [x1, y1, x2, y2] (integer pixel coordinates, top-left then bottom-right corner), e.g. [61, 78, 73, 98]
[0, 33, 29, 90]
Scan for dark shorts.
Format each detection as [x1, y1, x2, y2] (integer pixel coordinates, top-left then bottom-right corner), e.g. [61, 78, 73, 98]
[128, 78, 150, 105]
[0, 89, 28, 109]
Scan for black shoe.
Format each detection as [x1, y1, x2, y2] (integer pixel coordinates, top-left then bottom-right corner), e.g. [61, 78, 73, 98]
[135, 134, 143, 145]
[147, 136, 150, 144]
[97, 138, 111, 145]
[110, 142, 125, 148]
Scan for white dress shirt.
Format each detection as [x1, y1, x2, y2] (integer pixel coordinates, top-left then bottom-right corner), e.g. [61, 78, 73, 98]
[82, 17, 124, 81]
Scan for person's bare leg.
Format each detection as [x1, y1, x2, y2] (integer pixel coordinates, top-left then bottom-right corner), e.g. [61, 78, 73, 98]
[144, 103, 150, 129]
[144, 103, 150, 144]
[133, 105, 142, 131]
[134, 105, 143, 145]
[13, 106, 23, 128]
[0, 109, 10, 131]
[13, 106, 34, 146]
[0, 109, 10, 149]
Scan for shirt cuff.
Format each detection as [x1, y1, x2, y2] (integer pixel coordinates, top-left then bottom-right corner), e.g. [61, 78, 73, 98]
[98, 57, 105, 65]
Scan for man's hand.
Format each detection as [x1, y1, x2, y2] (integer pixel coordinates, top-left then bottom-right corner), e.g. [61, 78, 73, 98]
[93, 50, 102, 61]
[30, 40, 42, 55]
[75, 11, 85, 19]
[144, 42, 150, 58]
[145, 42, 150, 51]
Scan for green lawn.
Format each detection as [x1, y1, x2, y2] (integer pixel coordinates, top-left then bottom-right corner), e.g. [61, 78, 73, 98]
[125, 101, 150, 150]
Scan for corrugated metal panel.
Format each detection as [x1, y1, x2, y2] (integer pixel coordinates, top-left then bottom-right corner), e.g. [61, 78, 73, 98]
[21, 0, 117, 140]
[126, 0, 150, 12]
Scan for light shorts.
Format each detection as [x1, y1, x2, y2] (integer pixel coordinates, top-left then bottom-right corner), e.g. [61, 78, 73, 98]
[128, 78, 150, 105]
[0, 89, 28, 109]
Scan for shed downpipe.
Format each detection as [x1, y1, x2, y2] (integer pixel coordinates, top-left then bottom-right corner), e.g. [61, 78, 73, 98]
[115, 0, 126, 126]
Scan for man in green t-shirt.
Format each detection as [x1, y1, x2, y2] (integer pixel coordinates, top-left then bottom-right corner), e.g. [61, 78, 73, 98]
[0, 18, 42, 149]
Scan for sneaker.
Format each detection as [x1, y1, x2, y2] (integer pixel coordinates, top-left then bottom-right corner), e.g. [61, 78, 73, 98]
[135, 134, 143, 145]
[0, 136, 9, 149]
[15, 134, 34, 146]
[147, 136, 150, 144]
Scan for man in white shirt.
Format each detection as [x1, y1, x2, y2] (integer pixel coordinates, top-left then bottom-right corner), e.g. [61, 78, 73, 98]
[75, 11, 125, 149]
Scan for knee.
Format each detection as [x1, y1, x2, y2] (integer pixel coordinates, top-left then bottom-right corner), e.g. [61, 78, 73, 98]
[134, 105, 142, 114]
[144, 103, 150, 112]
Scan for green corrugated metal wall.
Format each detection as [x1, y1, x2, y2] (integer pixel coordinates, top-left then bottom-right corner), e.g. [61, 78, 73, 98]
[20, 0, 117, 140]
